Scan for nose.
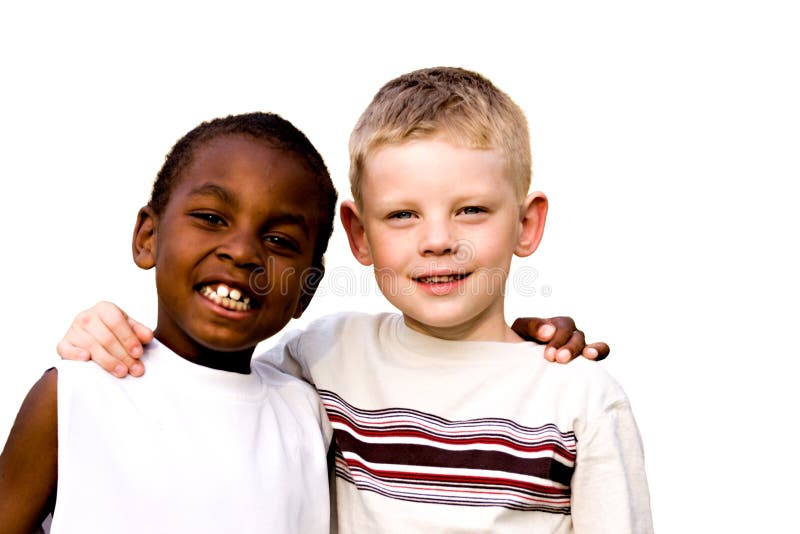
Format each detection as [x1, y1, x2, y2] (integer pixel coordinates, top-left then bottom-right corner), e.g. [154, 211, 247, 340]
[419, 217, 457, 256]
[216, 228, 262, 269]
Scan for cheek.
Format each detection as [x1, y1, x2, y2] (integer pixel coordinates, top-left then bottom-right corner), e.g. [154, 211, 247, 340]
[472, 228, 515, 266]
[363, 229, 389, 262]
[369, 242, 406, 271]
[269, 259, 314, 301]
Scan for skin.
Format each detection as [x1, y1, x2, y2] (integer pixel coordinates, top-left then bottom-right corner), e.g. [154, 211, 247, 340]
[52, 143, 610, 372]
[134, 135, 322, 372]
[0, 370, 57, 534]
[340, 137, 548, 343]
[58, 306, 607, 376]
[0, 133, 325, 531]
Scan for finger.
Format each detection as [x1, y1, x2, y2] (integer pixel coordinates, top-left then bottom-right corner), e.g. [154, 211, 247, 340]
[511, 318, 555, 342]
[546, 316, 578, 347]
[56, 339, 90, 361]
[582, 342, 610, 361]
[66, 323, 130, 378]
[126, 318, 153, 377]
[95, 301, 145, 358]
[76, 311, 130, 362]
[128, 317, 154, 346]
[510, 318, 534, 340]
[554, 330, 586, 363]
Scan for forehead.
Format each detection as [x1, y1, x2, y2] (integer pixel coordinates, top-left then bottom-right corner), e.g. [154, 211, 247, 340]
[362, 138, 512, 201]
[186, 134, 309, 184]
[173, 134, 322, 224]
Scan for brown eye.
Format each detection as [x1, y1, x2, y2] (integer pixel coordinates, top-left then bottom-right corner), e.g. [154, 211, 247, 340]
[190, 212, 226, 226]
[263, 234, 300, 253]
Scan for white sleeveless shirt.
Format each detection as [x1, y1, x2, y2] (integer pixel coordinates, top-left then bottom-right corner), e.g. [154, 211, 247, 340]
[50, 339, 330, 534]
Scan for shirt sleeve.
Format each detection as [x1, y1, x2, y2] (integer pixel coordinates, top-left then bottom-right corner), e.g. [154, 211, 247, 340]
[252, 327, 315, 385]
[570, 399, 654, 533]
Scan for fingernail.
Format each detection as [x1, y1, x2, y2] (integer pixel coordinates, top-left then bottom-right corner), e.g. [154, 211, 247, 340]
[78, 349, 91, 360]
[130, 345, 142, 357]
[545, 347, 556, 361]
[113, 364, 127, 377]
[585, 348, 598, 359]
[557, 349, 571, 363]
[539, 325, 555, 338]
[130, 362, 144, 376]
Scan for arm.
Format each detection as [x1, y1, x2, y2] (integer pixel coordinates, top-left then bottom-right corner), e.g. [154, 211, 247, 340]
[0, 370, 58, 534]
[55, 301, 313, 381]
[570, 400, 654, 533]
[58, 302, 603, 375]
[511, 316, 611, 363]
[257, 330, 315, 384]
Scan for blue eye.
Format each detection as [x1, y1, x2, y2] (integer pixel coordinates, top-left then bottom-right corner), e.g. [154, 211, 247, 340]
[459, 206, 486, 215]
[389, 211, 415, 220]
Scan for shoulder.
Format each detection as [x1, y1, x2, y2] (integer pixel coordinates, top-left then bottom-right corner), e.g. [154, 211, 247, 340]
[526, 351, 630, 414]
[55, 358, 108, 381]
[251, 359, 331, 441]
[252, 361, 322, 409]
[253, 360, 317, 393]
[55, 355, 153, 393]
[306, 311, 394, 335]
[12, 368, 58, 420]
[0, 370, 58, 473]
[53, 359, 100, 395]
[567, 358, 627, 399]
[0, 369, 58, 532]
[283, 311, 397, 348]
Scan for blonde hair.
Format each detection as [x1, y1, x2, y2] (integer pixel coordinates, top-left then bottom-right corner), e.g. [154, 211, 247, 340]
[349, 67, 531, 206]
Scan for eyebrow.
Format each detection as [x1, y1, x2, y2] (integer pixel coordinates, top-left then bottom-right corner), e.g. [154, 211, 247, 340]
[187, 183, 237, 208]
[187, 182, 310, 237]
[268, 213, 311, 238]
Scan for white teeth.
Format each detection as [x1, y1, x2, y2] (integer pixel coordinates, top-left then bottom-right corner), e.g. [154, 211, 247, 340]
[421, 275, 462, 283]
[200, 285, 251, 311]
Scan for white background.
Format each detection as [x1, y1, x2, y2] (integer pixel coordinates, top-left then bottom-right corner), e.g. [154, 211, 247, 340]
[1, 1, 798, 531]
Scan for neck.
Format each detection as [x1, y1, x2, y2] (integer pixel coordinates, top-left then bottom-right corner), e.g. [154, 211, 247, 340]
[402, 311, 522, 343]
[153, 328, 254, 374]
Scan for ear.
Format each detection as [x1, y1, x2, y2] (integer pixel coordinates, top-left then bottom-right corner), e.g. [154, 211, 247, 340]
[339, 200, 374, 266]
[132, 206, 158, 269]
[515, 192, 548, 257]
[292, 265, 324, 319]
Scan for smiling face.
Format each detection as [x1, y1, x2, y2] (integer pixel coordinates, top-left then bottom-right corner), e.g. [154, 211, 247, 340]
[134, 134, 322, 371]
[341, 137, 548, 342]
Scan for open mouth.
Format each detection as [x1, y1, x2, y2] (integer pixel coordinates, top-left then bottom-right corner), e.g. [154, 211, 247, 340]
[198, 283, 253, 312]
[414, 273, 470, 284]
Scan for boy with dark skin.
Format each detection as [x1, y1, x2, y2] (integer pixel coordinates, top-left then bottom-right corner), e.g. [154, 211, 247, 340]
[0, 113, 337, 533]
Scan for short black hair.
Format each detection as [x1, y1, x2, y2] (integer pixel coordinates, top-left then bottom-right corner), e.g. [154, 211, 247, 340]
[150, 112, 337, 267]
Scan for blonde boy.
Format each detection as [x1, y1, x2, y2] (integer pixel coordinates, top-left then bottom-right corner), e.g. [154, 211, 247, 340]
[57, 68, 651, 532]
[279, 67, 652, 532]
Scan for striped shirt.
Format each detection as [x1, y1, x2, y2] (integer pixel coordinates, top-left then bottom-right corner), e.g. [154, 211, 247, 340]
[262, 312, 652, 533]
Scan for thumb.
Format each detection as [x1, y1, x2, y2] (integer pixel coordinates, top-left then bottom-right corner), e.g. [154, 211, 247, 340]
[511, 318, 555, 342]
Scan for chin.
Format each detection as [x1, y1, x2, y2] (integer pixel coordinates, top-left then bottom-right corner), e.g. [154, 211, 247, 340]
[404, 309, 478, 330]
[188, 327, 260, 353]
